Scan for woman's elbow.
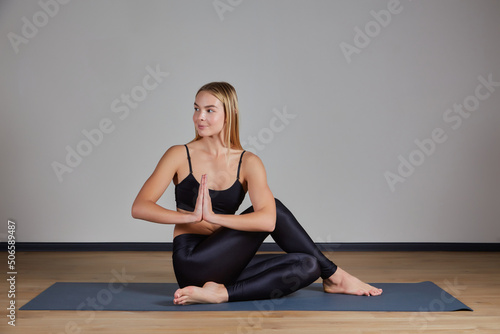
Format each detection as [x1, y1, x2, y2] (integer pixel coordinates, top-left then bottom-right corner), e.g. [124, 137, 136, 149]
[264, 215, 276, 232]
[131, 205, 139, 219]
[265, 222, 276, 233]
[131, 201, 145, 219]
[262, 203, 276, 232]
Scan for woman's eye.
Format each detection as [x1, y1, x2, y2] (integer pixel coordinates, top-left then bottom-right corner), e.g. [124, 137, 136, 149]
[207, 109, 214, 113]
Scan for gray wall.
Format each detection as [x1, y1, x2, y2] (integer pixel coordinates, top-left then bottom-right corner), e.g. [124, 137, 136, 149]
[1, 0, 499, 243]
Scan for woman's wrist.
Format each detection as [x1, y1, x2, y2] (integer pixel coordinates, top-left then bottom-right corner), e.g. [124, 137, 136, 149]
[180, 211, 200, 224]
[202, 210, 219, 225]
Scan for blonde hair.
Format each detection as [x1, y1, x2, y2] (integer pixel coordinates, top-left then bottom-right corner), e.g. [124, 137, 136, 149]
[191, 82, 243, 151]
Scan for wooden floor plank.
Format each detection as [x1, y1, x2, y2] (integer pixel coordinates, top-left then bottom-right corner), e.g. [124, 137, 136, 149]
[1, 251, 499, 333]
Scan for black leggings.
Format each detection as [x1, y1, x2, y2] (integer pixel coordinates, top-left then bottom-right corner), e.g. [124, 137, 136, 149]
[172, 199, 337, 302]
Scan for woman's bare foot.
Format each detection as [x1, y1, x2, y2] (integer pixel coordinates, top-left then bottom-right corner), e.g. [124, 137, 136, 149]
[323, 267, 383, 296]
[173, 282, 229, 305]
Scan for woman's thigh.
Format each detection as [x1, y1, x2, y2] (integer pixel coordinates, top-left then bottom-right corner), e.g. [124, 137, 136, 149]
[228, 252, 321, 302]
[172, 227, 269, 287]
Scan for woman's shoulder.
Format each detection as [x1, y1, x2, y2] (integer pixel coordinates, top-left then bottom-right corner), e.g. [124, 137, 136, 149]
[241, 149, 258, 160]
[239, 151, 269, 185]
[158, 144, 188, 164]
[241, 150, 265, 170]
[164, 144, 188, 155]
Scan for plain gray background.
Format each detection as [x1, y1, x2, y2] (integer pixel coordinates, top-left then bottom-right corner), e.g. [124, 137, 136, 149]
[1, 0, 499, 243]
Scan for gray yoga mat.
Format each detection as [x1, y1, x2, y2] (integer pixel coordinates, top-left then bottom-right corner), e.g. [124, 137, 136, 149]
[20, 281, 471, 312]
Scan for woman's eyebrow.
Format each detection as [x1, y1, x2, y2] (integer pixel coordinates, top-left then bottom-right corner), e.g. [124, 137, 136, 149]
[194, 103, 218, 109]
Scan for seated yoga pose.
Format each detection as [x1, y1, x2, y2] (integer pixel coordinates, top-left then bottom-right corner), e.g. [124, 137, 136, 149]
[131, 82, 382, 305]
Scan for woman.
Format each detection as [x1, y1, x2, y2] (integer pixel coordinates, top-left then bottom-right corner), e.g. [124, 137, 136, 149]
[131, 82, 382, 305]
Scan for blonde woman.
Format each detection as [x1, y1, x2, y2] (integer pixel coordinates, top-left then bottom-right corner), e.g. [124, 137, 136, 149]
[132, 82, 382, 305]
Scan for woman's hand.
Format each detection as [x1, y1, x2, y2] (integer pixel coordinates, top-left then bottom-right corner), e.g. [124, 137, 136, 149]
[190, 174, 215, 223]
[191, 175, 204, 223]
[201, 174, 216, 223]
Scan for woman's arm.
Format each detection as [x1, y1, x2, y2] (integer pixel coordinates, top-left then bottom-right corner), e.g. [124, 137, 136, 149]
[202, 153, 276, 232]
[131, 145, 202, 224]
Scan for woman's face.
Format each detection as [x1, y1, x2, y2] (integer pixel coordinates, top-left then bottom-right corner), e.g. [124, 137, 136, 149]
[193, 91, 225, 138]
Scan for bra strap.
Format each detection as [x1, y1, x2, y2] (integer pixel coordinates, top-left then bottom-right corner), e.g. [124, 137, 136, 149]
[237, 151, 246, 179]
[184, 145, 193, 174]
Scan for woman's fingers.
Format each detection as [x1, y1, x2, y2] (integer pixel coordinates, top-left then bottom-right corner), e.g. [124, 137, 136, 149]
[202, 174, 209, 207]
[203, 174, 210, 198]
[192, 175, 204, 222]
[202, 175, 214, 221]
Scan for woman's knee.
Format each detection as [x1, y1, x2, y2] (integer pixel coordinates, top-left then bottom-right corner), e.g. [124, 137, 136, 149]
[293, 254, 321, 283]
[304, 254, 321, 279]
[274, 198, 288, 216]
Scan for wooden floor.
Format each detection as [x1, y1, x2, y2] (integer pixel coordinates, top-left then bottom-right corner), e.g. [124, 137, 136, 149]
[1, 251, 499, 333]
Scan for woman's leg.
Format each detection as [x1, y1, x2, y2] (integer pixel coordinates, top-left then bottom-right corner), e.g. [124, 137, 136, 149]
[241, 199, 338, 279]
[227, 253, 320, 301]
[172, 202, 325, 304]
[172, 227, 268, 305]
[172, 200, 329, 289]
[172, 229, 321, 304]
[174, 252, 321, 304]
[172, 227, 268, 288]
[268, 199, 382, 296]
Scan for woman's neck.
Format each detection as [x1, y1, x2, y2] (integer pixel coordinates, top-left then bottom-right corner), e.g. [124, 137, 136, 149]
[198, 136, 229, 157]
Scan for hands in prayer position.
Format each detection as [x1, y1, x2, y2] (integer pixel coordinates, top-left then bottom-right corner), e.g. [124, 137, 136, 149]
[192, 174, 216, 224]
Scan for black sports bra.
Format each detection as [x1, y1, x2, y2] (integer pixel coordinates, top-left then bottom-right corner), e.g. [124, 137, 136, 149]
[175, 145, 246, 215]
